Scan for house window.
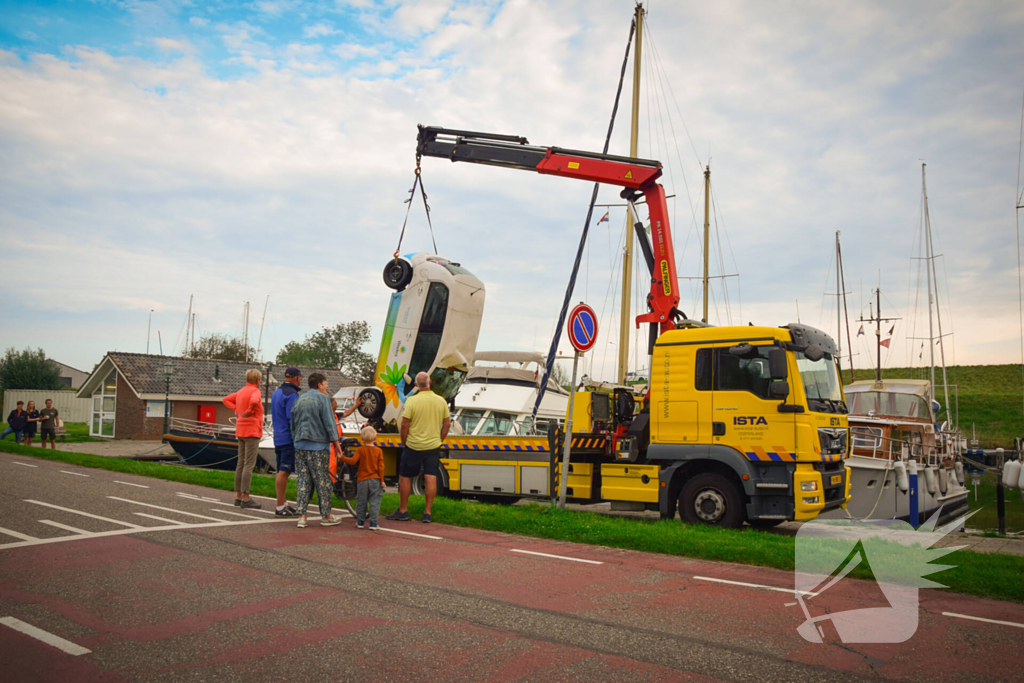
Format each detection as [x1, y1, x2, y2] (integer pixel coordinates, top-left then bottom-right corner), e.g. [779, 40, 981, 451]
[91, 369, 117, 437]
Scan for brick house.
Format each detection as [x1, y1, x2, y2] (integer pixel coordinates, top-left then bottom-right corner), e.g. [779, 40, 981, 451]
[76, 353, 355, 440]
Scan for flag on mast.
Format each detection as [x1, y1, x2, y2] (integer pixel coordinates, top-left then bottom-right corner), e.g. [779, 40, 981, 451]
[597, 211, 609, 224]
[879, 338, 891, 349]
[888, 324, 895, 335]
[857, 325, 864, 336]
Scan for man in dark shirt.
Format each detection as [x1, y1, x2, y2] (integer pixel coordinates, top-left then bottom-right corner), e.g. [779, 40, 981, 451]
[2, 401, 27, 444]
[38, 399, 59, 449]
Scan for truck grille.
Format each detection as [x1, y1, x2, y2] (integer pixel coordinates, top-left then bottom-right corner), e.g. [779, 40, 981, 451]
[818, 428, 848, 456]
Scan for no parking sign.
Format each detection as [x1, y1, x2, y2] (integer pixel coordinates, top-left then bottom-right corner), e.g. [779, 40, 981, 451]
[567, 303, 598, 353]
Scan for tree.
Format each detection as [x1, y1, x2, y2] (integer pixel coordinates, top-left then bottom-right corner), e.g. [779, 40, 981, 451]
[0, 347, 64, 391]
[186, 334, 257, 362]
[276, 321, 375, 385]
[550, 362, 571, 389]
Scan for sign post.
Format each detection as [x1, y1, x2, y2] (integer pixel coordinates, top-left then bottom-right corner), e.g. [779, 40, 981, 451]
[559, 303, 598, 509]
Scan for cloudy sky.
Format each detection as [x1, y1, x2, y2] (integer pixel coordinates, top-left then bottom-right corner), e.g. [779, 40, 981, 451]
[1, 0, 1023, 381]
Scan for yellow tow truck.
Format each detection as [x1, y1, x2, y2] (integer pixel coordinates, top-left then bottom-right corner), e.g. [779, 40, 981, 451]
[346, 126, 849, 527]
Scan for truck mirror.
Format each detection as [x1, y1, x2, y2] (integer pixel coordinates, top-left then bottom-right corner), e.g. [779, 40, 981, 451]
[804, 344, 824, 362]
[769, 380, 789, 399]
[768, 348, 788, 380]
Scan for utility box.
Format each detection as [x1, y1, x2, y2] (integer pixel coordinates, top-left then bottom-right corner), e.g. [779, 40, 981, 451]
[198, 405, 217, 424]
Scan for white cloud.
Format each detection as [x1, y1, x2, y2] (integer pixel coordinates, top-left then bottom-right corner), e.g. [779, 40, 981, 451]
[1, 0, 1023, 375]
[303, 22, 339, 38]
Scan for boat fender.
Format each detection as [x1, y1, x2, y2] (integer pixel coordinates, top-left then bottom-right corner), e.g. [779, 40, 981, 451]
[894, 461, 909, 493]
[924, 467, 938, 496]
[1003, 460, 1022, 490]
[937, 467, 948, 495]
[954, 461, 964, 485]
[1017, 460, 1024, 491]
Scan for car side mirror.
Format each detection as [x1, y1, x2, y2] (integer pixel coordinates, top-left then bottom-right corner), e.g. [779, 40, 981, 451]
[804, 344, 824, 362]
[768, 348, 788, 380]
[769, 380, 789, 399]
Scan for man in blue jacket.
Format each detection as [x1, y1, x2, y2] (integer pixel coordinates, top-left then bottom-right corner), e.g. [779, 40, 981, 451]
[271, 367, 303, 516]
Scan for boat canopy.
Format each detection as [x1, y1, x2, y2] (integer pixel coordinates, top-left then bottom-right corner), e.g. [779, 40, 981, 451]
[844, 379, 932, 420]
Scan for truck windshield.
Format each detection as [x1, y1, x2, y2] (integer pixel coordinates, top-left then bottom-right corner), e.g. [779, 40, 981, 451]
[796, 352, 846, 413]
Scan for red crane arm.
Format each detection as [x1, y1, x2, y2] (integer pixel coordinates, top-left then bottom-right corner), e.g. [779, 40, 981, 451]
[417, 126, 682, 333]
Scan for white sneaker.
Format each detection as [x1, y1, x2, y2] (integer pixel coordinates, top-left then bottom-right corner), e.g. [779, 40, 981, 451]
[297, 517, 308, 529]
[320, 515, 342, 527]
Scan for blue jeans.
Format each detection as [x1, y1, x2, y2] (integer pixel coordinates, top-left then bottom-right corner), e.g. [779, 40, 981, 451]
[0, 427, 22, 444]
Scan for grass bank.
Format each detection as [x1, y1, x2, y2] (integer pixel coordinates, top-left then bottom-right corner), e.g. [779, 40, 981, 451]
[2, 440, 1022, 603]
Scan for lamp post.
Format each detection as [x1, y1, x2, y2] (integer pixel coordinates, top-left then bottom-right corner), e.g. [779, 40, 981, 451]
[162, 360, 174, 441]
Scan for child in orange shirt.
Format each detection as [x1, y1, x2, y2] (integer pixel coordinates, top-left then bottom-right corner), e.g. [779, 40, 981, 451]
[338, 425, 386, 530]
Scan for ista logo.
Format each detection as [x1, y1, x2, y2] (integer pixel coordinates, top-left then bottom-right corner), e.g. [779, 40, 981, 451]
[733, 416, 768, 426]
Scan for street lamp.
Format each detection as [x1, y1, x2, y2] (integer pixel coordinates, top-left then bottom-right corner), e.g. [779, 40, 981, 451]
[162, 360, 174, 440]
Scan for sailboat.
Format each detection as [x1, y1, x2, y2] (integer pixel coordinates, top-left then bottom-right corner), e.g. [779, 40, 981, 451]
[823, 168, 969, 528]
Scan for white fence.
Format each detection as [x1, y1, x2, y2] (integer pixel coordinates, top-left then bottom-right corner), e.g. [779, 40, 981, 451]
[2, 390, 91, 424]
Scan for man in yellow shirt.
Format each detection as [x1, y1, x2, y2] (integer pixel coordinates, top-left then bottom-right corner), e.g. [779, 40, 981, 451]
[386, 372, 451, 523]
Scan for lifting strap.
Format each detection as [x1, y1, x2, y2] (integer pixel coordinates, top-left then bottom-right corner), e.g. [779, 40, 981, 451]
[393, 158, 439, 260]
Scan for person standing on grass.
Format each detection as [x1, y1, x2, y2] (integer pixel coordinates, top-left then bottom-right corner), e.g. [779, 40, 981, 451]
[289, 372, 343, 528]
[223, 369, 264, 509]
[270, 366, 302, 517]
[338, 425, 386, 530]
[1, 401, 27, 444]
[23, 401, 41, 447]
[38, 399, 59, 449]
[386, 372, 450, 524]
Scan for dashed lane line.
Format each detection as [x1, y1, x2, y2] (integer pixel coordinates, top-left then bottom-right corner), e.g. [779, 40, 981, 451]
[943, 612, 1024, 629]
[177, 493, 276, 514]
[0, 617, 91, 656]
[60, 470, 89, 477]
[0, 526, 37, 542]
[509, 549, 603, 565]
[13, 462, 38, 468]
[37, 520, 91, 535]
[114, 481, 149, 489]
[693, 576, 816, 597]
[133, 513, 189, 526]
[209, 509, 267, 520]
[107, 496, 225, 522]
[377, 527, 443, 540]
[26, 500, 143, 529]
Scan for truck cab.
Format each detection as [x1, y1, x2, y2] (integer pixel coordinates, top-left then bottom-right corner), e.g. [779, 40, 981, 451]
[644, 323, 850, 526]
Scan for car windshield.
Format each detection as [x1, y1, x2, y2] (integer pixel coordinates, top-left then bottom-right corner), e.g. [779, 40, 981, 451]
[796, 351, 845, 412]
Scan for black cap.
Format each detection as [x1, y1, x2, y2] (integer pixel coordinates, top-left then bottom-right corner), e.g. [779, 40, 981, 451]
[285, 366, 302, 378]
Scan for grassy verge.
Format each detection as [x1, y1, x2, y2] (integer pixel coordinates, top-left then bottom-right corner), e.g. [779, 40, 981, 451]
[965, 472, 1024, 534]
[2, 440, 1022, 603]
[1, 421, 104, 444]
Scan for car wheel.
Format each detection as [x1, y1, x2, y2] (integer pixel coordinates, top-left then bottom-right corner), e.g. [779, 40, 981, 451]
[357, 388, 386, 420]
[678, 473, 745, 528]
[383, 259, 413, 291]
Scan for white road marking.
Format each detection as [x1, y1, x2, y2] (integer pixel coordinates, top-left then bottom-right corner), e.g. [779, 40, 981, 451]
[13, 462, 38, 468]
[377, 527, 443, 540]
[176, 493, 221, 503]
[60, 470, 89, 478]
[0, 516, 306, 550]
[943, 612, 1024, 629]
[208, 509, 265, 520]
[177, 493, 276, 514]
[114, 481, 149, 489]
[0, 617, 91, 656]
[25, 500, 142, 529]
[510, 549, 603, 565]
[692, 575, 816, 596]
[0, 526, 38, 542]
[133, 513, 188, 526]
[107, 496, 224, 521]
[37, 520, 91, 535]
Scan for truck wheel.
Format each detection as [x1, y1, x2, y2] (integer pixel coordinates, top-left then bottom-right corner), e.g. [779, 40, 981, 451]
[678, 473, 745, 528]
[383, 259, 413, 291]
[357, 388, 386, 420]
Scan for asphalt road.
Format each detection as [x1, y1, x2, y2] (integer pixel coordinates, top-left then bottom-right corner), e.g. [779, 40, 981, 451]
[1, 451, 1022, 682]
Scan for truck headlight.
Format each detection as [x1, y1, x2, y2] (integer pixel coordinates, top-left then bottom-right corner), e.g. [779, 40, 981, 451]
[802, 496, 820, 505]
[800, 481, 818, 492]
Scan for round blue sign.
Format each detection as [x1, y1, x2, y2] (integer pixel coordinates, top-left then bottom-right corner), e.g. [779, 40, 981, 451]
[568, 303, 598, 353]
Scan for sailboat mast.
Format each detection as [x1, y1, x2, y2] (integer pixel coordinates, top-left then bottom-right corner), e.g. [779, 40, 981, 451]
[837, 232, 855, 380]
[923, 163, 951, 422]
[876, 288, 882, 382]
[835, 231, 842, 375]
[703, 165, 711, 322]
[617, 2, 643, 385]
[922, 164, 938, 405]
